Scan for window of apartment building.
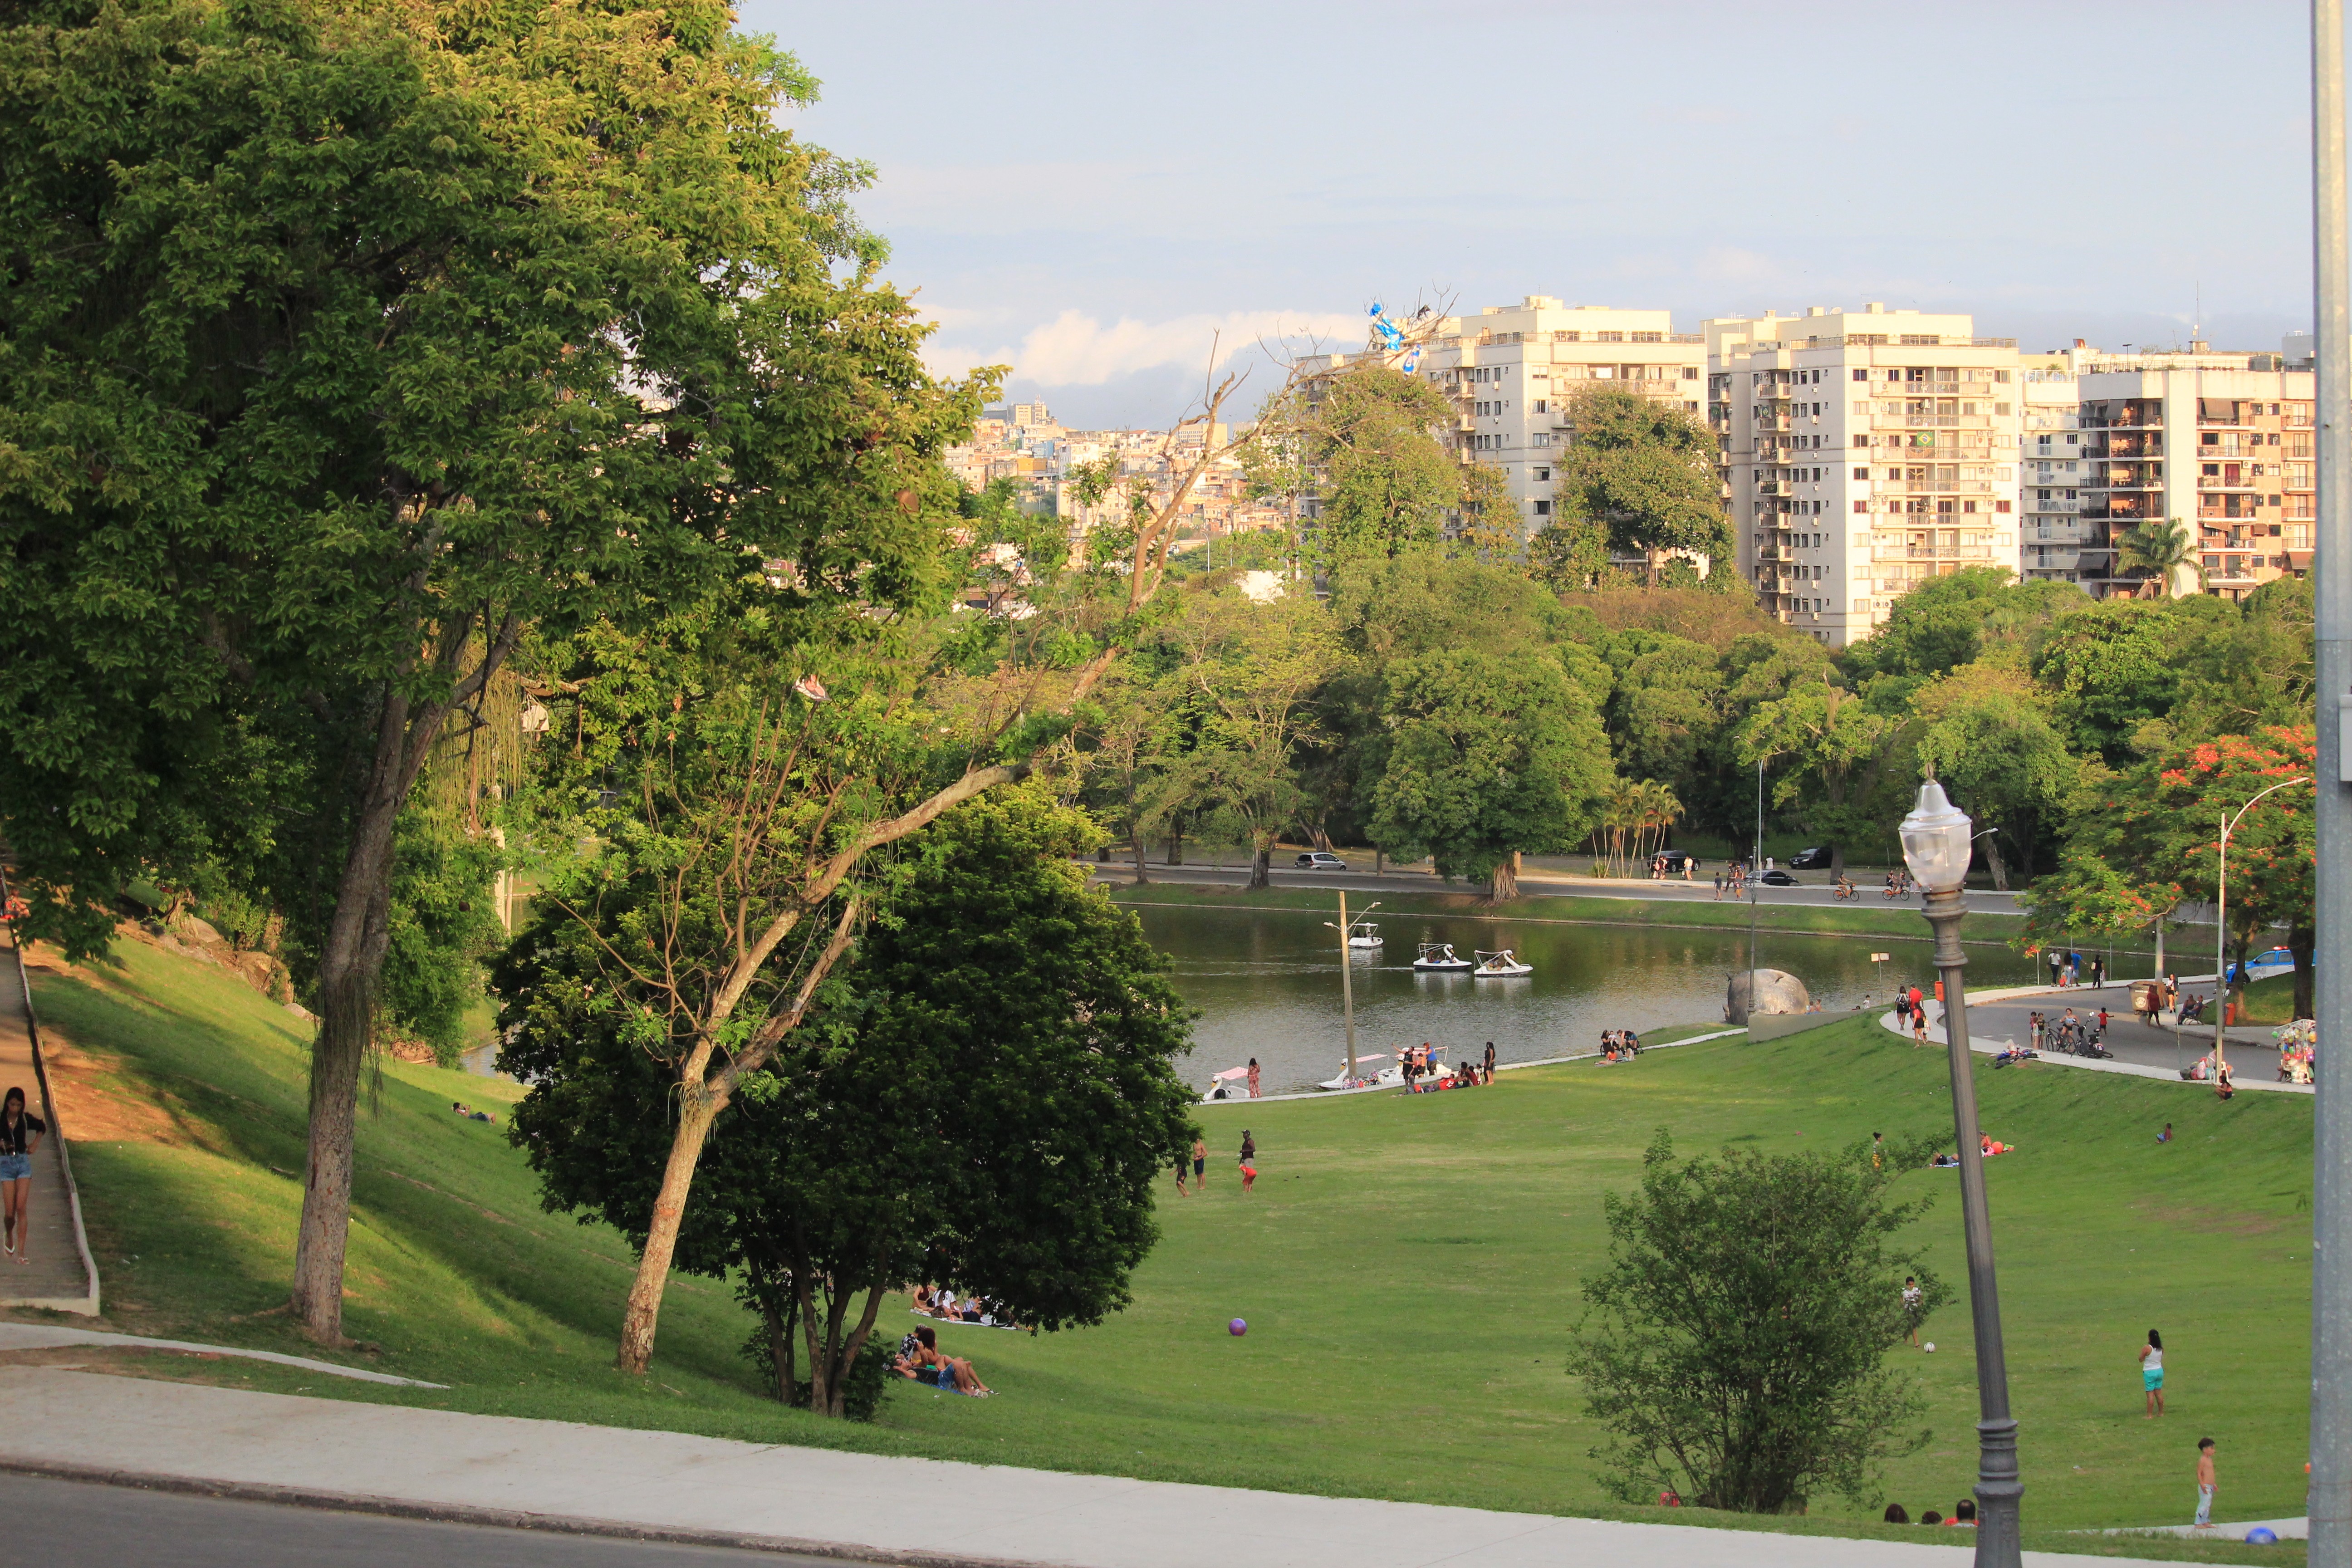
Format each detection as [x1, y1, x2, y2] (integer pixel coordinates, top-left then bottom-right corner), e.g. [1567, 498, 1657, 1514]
[1853, 368, 1869, 381]
[1854, 466, 1870, 480]
[1682, 367, 1700, 380]
[1533, 399, 1547, 413]
[1533, 500, 1552, 516]
[1534, 466, 1551, 481]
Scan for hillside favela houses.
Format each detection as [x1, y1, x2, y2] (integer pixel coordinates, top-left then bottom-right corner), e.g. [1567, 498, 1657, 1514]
[951, 302, 2314, 646]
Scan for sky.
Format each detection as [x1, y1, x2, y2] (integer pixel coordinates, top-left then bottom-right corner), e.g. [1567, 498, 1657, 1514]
[746, 0, 2325, 430]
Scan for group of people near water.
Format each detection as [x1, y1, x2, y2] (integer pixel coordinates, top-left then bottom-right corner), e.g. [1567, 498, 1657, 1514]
[1402, 1040, 1494, 1092]
[1599, 1029, 1642, 1062]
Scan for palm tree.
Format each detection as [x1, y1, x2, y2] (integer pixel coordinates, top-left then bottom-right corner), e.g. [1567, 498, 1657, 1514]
[2113, 516, 2198, 598]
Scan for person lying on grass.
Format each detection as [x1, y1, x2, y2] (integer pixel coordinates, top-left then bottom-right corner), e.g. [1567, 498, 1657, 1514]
[894, 1326, 992, 1395]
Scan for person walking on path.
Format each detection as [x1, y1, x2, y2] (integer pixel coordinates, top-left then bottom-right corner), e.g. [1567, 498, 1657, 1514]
[1191, 1135, 1206, 1191]
[1238, 1131, 1257, 1194]
[2141, 1329, 2166, 1417]
[1246, 1058, 1260, 1099]
[2193, 1438, 2217, 1529]
[0, 1086, 45, 1265]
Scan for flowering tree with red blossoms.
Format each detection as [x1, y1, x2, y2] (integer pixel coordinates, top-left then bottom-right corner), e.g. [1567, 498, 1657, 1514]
[2023, 727, 2316, 1018]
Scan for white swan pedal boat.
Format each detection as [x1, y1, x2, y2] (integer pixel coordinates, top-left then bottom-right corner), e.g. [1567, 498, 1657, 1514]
[1474, 949, 1533, 977]
[1318, 1047, 1447, 1091]
[1348, 919, 1383, 949]
[1413, 941, 1474, 972]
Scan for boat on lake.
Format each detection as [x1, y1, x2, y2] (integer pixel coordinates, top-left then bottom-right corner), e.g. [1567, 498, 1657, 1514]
[1413, 941, 1474, 972]
[1474, 949, 1533, 977]
[1348, 919, 1383, 949]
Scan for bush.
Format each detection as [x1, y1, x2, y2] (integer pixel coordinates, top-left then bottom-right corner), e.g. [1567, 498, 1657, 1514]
[1576, 1130, 1949, 1514]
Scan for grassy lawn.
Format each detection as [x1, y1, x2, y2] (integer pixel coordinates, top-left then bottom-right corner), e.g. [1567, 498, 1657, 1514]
[21, 939, 2310, 1562]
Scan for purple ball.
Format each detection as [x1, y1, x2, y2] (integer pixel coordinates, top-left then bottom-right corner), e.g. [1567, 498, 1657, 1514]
[1228, 1318, 1248, 1337]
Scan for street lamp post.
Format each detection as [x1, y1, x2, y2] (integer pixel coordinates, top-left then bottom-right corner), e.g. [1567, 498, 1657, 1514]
[1900, 780, 2021, 1568]
[2210, 777, 2313, 1076]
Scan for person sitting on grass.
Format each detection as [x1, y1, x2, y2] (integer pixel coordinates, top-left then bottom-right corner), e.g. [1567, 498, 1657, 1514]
[1920, 1510, 1942, 1525]
[1883, 1504, 1910, 1524]
[898, 1325, 992, 1396]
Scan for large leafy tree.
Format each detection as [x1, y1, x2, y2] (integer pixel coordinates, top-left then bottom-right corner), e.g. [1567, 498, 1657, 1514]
[500, 788, 1196, 1412]
[1260, 363, 1464, 568]
[2030, 596, 2234, 764]
[1367, 648, 1613, 900]
[0, 0, 980, 1342]
[1736, 680, 1900, 877]
[1142, 587, 1338, 889]
[1910, 658, 2082, 888]
[2024, 728, 2316, 1018]
[1547, 387, 1734, 589]
[1577, 1131, 1947, 1514]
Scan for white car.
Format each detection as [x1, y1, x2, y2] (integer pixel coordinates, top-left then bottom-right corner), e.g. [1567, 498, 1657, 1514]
[1293, 851, 1349, 871]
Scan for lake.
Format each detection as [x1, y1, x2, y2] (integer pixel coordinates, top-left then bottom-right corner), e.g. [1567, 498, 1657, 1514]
[1130, 900, 2043, 1097]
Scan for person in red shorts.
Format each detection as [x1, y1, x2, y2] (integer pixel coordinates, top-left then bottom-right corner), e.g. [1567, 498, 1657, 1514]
[1239, 1130, 1257, 1193]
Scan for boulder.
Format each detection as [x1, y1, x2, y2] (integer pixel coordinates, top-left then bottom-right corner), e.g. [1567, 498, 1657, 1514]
[1726, 968, 1811, 1025]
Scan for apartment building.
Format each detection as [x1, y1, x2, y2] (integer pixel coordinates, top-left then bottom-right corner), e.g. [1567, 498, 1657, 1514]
[2018, 363, 2089, 583]
[1408, 298, 1706, 537]
[1708, 305, 2022, 646]
[2068, 352, 2312, 598]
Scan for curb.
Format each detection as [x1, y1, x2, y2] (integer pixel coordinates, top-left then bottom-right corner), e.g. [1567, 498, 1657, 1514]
[0, 874, 100, 1317]
[0, 1457, 1061, 1568]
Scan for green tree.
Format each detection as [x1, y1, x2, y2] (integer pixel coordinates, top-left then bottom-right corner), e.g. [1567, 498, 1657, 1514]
[2164, 576, 2317, 748]
[1263, 363, 1465, 568]
[499, 788, 1196, 1414]
[2024, 728, 2316, 1018]
[2030, 597, 2232, 764]
[1551, 387, 1734, 589]
[1598, 632, 1725, 807]
[1576, 1131, 1947, 1514]
[2112, 516, 2199, 597]
[1143, 588, 1339, 889]
[1736, 681, 1900, 877]
[1367, 648, 1614, 900]
[1910, 658, 2082, 888]
[3, 0, 994, 1341]
[379, 808, 508, 1065]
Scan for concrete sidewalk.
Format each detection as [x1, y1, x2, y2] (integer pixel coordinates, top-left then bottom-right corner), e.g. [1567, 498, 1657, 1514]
[0, 930, 96, 1310]
[0, 1368, 2174, 1567]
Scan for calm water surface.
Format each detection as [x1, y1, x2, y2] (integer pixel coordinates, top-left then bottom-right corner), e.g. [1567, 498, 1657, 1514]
[1132, 902, 2042, 1097]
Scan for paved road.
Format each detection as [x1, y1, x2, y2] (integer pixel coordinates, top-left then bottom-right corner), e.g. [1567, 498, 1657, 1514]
[0, 1471, 823, 1568]
[1954, 982, 2289, 1078]
[1088, 862, 2029, 919]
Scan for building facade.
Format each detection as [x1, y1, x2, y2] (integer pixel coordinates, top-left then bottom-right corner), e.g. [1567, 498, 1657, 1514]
[1707, 305, 2022, 645]
[2018, 363, 2089, 583]
[1408, 298, 1706, 539]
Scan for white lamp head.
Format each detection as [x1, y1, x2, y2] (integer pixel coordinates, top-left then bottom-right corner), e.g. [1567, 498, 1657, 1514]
[1899, 779, 1974, 893]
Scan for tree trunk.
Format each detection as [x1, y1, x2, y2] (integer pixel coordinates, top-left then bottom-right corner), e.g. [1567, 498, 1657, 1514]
[1130, 828, 1150, 886]
[1982, 832, 2010, 893]
[1373, 847, 1382, 876]
[1165, 828, 1183, 866]
[1488, 853, 1520, 904]
[1308, 822, 1334, 852]
[1828, 843, 1845, 878]
[1248, 837, 1272, 891]
[289, 698, 418, 1344]
[616, 1086, 723, 1374]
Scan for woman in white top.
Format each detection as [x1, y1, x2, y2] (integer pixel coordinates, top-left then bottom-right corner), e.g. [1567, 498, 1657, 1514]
[2140, 1328, 2165, 1418]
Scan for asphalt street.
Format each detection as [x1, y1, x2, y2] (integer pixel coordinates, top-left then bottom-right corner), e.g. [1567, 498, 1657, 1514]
[0, 1472, 830, 1568]
[1957, 981, 2290, 1078]
[1086, 860, 2030, 918]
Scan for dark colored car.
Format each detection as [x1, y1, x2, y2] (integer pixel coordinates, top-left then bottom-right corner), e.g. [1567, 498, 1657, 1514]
[1654, 850, 1699, 871]
[1759, 868, 1800, 887]
[1294, 851, 1349, 871]
[1787, 846, 1836, 870]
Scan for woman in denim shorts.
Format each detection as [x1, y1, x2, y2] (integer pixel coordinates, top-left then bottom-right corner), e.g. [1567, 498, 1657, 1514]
[0, 1086, 46, 1264]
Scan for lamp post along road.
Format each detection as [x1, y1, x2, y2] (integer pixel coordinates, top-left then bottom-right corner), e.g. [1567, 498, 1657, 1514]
[1901, 781, 2021, 1568]
[2211, 777, 2313, 1076]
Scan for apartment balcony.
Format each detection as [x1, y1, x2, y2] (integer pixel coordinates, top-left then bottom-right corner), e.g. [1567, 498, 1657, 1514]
[2195, 475, 2264, 492]
[1877, 478, 1994, 495]
[1754, 415, 1793, 432]
[1756, 480, 1786, 495]
[2081, 417, 2163, 431]
[1872, 544, 1995, 562]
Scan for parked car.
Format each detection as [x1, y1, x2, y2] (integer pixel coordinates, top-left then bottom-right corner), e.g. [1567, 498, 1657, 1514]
[1654, 850, 1699, 872]
[1759, 868, 1800, 887]
[1294, 851, 1349, 871]
[1788, 846, 1836, 870]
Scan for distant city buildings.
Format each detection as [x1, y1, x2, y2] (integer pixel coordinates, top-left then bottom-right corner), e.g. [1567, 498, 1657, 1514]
[952, 299, 2314, 643]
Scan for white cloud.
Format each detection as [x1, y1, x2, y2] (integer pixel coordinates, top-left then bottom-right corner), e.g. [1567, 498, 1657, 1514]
[926, 308, 1367, 387]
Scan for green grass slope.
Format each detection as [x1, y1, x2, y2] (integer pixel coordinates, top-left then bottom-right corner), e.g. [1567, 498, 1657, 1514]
[23, 939, 2309, 1560]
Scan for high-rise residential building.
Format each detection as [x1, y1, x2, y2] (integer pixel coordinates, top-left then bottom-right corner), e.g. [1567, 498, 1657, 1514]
[1408, 298, 1706, 539]
[1707, 305, 2022, 645]
[2018, 361, 2089, 583]
[2062, 349, 2313, 598]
